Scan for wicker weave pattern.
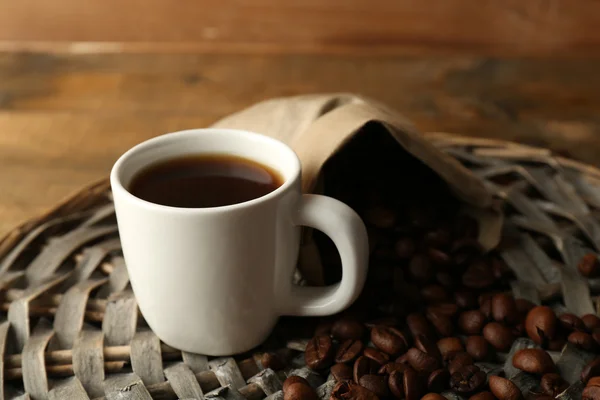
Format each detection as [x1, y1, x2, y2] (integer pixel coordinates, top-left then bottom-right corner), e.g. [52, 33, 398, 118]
[1, 134, 600, 398]
[428, 133, 600, 315]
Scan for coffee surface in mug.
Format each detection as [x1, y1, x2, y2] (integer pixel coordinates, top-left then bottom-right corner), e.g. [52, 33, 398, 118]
[129, 154, 283, 208]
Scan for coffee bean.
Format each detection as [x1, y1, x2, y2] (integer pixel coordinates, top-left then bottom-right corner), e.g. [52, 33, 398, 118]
[512, 348, 556, 375]
[492, 258, 513, 281]
[422, 394, 446, 400]
[284, 383, 318, 400]
[335, 339, 364, 363]
[305, 335, 334, 370]
[489, 375, 524, 400]
[353, 356, 380, 383]
[568, 331, 597, 351]
[406, 347, 441, 374]
[421, 284, 449, 304]
[539, 373, 568, 397]
[388, 369, 405, 399]
[462, 258, 495, 289]
[283, 376, 310, 392]
[525, 306, 557, 346]
[588, 379, 600, 400]
[448, 352, 474, 375]
[589, 376, 600, 387]
[364, 347, 390, 365]
[436, 271, 456, 288]
[583, 314, 600, 332]
[455, 290, 478, 309]
[426, 308, 454, 337]
[578, 253, 600, 278]
[483, 322, 515, 351]
[479, 295, 492, 319]
[466, 336, 491, 361]
[378, 362, 406, 375]
[452, 238, 482, 266]
[492, 293, 519, 325]
[468, 392, 496, 400]
[314, 320, 333, 336]
[331, 363, 353, 382]
[395, 237, 416, 259]
[425, 227, 452, 249]
[583, 385, 600, 400]
[332, 319, 365, 341]
[558, 313, 586, 332]
[331, 381, 379, 400]
[407, 313, 436, 341]
[582, 357, 600, 384]
[458, 310, 487, 335]
[450, 365, 486, 394]
[428, 247, 451, 267]
[437, 337, 465, 360]
[396, 353, 410, 365]
[365, 207, 397, 229]
[515, 299, 536, 316]
[415, 334, 442, 362]
[371, 326, 409, 355]
[409, 254, 434, 282]
[262, 352, 284, 370]
[427, 368, 450, 393]
[359, 374, 390, 397]
[428, 303, 459, 318]
[404, 367, 422, 400]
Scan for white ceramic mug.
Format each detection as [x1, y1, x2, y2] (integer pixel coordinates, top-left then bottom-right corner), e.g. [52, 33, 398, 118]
[110, 129, 369, 355]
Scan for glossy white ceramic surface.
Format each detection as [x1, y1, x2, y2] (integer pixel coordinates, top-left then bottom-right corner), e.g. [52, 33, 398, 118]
[111, 129, 368, 355]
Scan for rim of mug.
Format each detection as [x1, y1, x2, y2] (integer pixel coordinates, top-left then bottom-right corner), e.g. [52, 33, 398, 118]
[110, 128, 301, 213]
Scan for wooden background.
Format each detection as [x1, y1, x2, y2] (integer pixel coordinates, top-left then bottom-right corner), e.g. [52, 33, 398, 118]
[1, 0, 600, 236]
[2, 0, 600, 56]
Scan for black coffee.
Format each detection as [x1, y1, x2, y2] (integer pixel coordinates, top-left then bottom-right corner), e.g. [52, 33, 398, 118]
[129, 154, 283, 208]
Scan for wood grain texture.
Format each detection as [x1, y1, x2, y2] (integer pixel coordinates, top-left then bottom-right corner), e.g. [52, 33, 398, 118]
[163, 363, 205, 400]
[72, 330, 105, 399]
[1, 0, 600, 57]
[2, 52, 600, 237]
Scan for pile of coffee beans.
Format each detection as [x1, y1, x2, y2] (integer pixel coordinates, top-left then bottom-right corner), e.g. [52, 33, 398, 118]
[273, 137, 600, 400]
[283, 376, 319, 400]
[299, 296, 600, 399]
[293, 197, 600, 399]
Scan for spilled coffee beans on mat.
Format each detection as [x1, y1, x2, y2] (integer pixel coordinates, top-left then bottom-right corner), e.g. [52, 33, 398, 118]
[266, 178, 600, 400]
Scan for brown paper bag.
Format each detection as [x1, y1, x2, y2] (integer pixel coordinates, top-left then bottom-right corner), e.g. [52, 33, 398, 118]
[212, 93, 502, 284]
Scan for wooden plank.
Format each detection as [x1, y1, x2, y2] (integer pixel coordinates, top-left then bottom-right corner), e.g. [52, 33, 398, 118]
[52, 278, 108, 349]
[104, 373, 152, 400]
[2, 53, 600, 238]
[22, 322, 54, 400]
[102, 291, 138, 346]
[48, 377, 90, 400]
[208, 358, 246, 390]
[164, 363, 204, 400]
[0, 321, 10, 400]
[0, 0, 600, 57]
[72, 330, 105, 399]
[129, 331, 165, 386]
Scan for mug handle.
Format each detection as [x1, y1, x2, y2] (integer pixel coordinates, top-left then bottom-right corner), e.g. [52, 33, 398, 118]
[279, 194, 369, 316]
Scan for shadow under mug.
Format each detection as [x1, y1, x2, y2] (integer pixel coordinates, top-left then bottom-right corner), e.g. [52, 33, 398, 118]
[110, 128, 369, 355]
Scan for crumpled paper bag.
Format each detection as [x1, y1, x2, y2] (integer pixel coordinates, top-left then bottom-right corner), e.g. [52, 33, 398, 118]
[212, 93, 502, 284]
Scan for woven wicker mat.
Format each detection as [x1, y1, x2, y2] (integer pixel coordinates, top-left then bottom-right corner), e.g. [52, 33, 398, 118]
[1, 133, 600, 399]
